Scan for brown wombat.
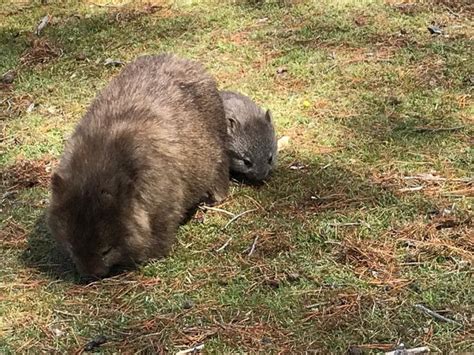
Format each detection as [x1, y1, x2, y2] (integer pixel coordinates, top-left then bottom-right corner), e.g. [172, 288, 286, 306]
[220, 90, 277, 182]
[47, 54, 229, 278]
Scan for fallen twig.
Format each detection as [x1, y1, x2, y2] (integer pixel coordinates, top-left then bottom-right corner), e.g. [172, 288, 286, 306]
[304, 301, 329, 309]
[248, 235, 259, 256]
[329, 222, 361, 227]
[223, 209, 257, 230]
[445, 6, 460, 18]
[414, 126, 465, 133]
[104, 58, 124, 67]
[54, 309, 78, 317]
[91, 1, 131, 7]
[212, 208, 258, 252]
[415, 304, 462, 326]
[216, 237, 233, 252]
[199, 205, 235, 217]
[35, 14, 50, 36]
[403, 174, 472, 183]
[399, 186, 424, 192]
[385, 346, 430, 355]
[175, 343, 204, 355]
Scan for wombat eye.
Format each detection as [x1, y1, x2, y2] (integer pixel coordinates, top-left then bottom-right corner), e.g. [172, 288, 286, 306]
[243, 158, 253, 168]
[101, 247, 112, 257]
[268, 155, 273, 164]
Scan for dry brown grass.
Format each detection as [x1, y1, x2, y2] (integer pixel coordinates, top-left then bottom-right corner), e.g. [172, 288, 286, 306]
[20, 38, 62, 67]
[390, 216, 473, 263]
[0, 219, 28, 248]
[1, 157, 55, 190]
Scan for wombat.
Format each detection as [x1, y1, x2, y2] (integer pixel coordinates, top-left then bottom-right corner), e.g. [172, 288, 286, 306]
[220, 90, 277, 182]
[47, 54, 229, 279]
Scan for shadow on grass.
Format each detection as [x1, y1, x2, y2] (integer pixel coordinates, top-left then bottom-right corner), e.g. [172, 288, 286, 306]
[0, 2, 202, 74]
[20, 211, 78, 282]
[260, 155, 400, 210]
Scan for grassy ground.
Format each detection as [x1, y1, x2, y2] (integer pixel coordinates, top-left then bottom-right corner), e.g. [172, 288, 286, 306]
[1, 0, 473, 353]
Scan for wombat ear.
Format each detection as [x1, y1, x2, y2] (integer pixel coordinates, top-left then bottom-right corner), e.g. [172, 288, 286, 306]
[265, 109, 272, 122]
[227, 116, 239, 133]
[51, 173, 65, 194]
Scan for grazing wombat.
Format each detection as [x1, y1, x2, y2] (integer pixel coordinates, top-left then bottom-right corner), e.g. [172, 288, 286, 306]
[220, 90, 277, 182]
[47, 54, 229, 278]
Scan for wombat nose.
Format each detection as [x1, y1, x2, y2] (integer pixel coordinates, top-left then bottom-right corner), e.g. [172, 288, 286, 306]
[92, 267, 109, 278]
[77, 265, 110, 281]
[256, 169, 271, 181]
[79, 275, 100, 284]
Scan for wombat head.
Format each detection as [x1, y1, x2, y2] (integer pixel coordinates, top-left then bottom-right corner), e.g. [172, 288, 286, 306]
[46, 138, 149, 280]
[222, 91, 277, 182]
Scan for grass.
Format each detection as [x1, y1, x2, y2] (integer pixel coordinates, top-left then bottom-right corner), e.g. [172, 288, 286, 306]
[1, 0, 473, 353]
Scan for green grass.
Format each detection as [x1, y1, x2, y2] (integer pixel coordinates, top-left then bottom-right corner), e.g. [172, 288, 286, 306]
[1, 0, 473, 353]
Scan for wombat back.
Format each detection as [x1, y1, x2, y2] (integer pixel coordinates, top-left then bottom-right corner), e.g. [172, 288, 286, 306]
[220, 90, 277, 182]
[48, 54, 229, 278]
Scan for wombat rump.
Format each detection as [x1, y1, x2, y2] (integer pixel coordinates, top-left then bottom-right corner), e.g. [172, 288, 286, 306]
[47, 54, 229, 278]
[220, 91, 277, 182]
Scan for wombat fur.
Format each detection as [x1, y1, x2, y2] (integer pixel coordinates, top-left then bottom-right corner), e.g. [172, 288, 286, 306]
[220, 90, 277, 182]
[47, 54, 229, 278]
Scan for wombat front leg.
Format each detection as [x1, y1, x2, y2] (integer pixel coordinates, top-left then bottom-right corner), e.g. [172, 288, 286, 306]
[149, 219, 179, 258]
[207, 164, 229, 205]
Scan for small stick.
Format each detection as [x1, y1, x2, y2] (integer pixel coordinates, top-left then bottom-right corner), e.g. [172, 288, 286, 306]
[248, 235, 259, 256]
[385, 346, 430, 355]
[316, 163, 332, 173]
[415, 304, 462, 326]
[91, 2, 131, 7]
[54, 309, 78, 317]
[328, 222, 361, 227]
[223, 209, 257, 230]
[304, 301, 329, 309]
[403, 175, 446, 181]
[213, 208, 258, 252]
[199, 205, 235, 217]
[445, 6, 460, 17]
[35, 15, 50, 36]
[403, 175, 472, 183]
[176, 343, 204, 355]
[414, 126, 465, 133]
[399, 186, 424, 192]
[216, 237, 233, 252]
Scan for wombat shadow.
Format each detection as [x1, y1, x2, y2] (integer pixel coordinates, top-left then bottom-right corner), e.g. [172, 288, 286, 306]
[20, 212, 79, 282]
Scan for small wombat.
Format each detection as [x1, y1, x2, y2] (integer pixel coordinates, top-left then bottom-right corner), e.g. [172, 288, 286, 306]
[220, 90, 277, 182]
[47, 54, 229, 278]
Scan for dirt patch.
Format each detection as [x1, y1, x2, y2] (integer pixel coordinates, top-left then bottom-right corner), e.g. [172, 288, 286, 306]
[106, 3, 163, 24]
[1, 158, 55, 190]
[0, 93, 35, 119]
[412, 55, 450, 89]
[390, 215, 473, 263]
[218, 229, 295, 258]
[430, 0, 474, 12]
[20, 39, 62, 67]
[304, 290, 376, 330]
[335, 236, 408, 288]
[0, 219, 28, 248]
